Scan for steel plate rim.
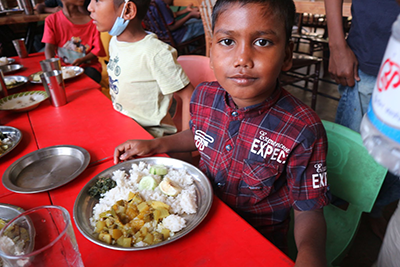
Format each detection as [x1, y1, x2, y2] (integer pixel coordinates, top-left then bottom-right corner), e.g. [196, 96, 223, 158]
[1, 64, 24, 74]
[4, 75, 28, 90]
[0, 126, 22, 160]
[2, 145, 91, 193]
[73, 157, 213, 251]
[61, 66, 84, 80]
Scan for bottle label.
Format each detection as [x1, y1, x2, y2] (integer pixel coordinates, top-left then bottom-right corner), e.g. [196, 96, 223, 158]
[371, 36, 400, 128]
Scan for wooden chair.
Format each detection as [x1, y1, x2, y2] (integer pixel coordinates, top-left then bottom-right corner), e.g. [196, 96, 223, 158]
[99, 32, 112, 99]
[143, 0, 206, 55]
[198, 0, 215, 57]
[280, 53, 324, 110]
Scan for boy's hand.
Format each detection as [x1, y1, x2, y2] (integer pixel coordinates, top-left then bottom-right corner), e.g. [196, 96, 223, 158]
[187, 4, 200, 19]
[114, 140, 159, 164]
[72, 58, 85, 66]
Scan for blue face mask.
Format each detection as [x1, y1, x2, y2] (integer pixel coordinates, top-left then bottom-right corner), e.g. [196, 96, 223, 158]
[109, 0, 129, 36]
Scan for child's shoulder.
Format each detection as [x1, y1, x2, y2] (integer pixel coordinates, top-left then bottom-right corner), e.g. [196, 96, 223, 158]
[277, 88, 324, 132]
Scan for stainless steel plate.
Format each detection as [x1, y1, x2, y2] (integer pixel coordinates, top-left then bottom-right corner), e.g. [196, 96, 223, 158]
[0, 126, 22, 160]
[0, 64, 24, 74]
[29, 66, 84, 84]
[4, 75, 28, 91]
[0, 58, 15, 66]
[74, 157, 213, 251]
[2, 145, 90, 193]
[62, 66, 84, 80]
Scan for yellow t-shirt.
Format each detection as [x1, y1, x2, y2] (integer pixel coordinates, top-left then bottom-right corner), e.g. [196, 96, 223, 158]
[108, 33, 190, 127]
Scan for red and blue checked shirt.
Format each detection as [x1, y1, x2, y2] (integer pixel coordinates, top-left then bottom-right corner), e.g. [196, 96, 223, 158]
[190, 82, 331, 250]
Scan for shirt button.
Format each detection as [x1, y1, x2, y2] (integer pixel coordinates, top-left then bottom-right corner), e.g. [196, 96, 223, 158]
[232, 111, 238, 117]
[225, 145, 232, 151]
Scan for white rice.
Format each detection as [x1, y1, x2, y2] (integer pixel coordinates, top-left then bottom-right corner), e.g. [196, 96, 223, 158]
[91, 162, 197, 234]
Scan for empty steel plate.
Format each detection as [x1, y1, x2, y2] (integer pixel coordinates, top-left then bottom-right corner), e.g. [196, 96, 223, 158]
[2, 145, 90, 193]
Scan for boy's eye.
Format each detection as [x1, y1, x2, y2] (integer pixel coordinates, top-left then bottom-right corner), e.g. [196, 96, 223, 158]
[254, 39, 271, 47]
[219, 39, 234, 46]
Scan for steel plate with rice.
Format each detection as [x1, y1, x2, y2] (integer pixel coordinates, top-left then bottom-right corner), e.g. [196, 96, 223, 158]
[74, 157, 213, 251]
[2, 145, 90, 193]
[4, 75, 28, 91]
[29, 66, 84, 84]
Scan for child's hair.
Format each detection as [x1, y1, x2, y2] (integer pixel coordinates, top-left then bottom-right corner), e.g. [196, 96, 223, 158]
[211, 0, 295, 43]
[113, 0, 151, 20]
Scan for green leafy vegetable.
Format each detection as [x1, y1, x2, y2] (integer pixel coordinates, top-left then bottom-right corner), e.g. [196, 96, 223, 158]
[88, 177, 117, 199]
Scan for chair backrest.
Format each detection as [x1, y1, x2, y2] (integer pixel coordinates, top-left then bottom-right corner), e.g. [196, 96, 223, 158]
[143, 0, 177, 47]
[177, 55, 215, 87]
[288, 120, 387, 267]
[198, 0, 216, 57]
[172, 55, 215, 131]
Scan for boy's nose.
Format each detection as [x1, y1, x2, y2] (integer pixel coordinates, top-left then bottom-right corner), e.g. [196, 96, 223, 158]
[87, 0, 94, 12]
[233, 44, 254, 69]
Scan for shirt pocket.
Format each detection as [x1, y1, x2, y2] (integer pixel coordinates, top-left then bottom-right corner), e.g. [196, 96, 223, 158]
[240, 159, 280, 200]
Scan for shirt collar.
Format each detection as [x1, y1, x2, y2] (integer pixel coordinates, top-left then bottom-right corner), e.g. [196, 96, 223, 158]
[223, 81, 282, 116]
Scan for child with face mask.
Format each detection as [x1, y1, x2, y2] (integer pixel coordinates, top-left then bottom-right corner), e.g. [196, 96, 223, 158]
[42, 0, 105, 83]
[88, 0, 195, 138]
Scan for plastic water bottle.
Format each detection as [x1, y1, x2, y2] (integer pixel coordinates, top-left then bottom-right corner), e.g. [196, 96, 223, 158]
[360, 14, 400, 176]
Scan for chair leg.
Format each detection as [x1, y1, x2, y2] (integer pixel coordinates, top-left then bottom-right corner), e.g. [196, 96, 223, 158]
[311, 61, 321, 110]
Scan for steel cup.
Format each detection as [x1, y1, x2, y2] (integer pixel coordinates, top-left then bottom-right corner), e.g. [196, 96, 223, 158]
[12, 39, 29, 58]
[40, 58, 61, 72]
[40, 70, 67, 107]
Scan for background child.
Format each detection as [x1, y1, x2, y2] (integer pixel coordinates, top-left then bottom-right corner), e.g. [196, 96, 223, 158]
[113, 0, 330, 265]
[151, 0, 204, 45]
[88, 0, 195, 137]
[42, 0, 106, 83]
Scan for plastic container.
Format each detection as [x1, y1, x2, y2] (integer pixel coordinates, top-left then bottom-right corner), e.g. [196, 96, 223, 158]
[360, 14, 400, 176]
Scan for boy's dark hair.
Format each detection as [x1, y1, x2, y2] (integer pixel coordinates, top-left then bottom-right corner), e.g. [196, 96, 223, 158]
[114, 0, 151, 20]
[211, 0, 296, 43]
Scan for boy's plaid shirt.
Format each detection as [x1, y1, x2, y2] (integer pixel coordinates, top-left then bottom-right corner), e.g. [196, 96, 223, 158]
[190, 82, 330, 249]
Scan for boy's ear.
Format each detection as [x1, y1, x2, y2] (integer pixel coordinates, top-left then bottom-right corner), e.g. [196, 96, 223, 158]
[123, 1, 138, 20]
[281, 41, 294, 72]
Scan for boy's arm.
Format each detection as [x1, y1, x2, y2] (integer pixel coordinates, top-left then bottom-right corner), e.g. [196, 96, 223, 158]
[72, 52, 97, 66]
[174, 4, 197, 17]
[325, 0, 359, 86]
[173, 83, 194, 131]
[293, 209, 327, 267]
[114, 129, 196, 164]
[44, 43, 56, 59]
[168, 7, 200, 32]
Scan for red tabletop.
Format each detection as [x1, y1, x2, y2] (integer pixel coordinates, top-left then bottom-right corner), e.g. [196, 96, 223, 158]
[0, 192, 52, 210]
[49, 160, 294, 267]
[0, 54, 295, 266]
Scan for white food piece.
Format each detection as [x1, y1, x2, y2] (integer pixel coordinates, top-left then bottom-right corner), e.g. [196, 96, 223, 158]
[5, 78, 16, 86]
[0, 57, 9, 66]
[62, 68, 76, 79]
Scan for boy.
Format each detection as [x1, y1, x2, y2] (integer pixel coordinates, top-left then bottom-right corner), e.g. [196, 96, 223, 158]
[88, 0, 195, 137]
[42, 0, 105, 83]
[113, 0, 330, 265]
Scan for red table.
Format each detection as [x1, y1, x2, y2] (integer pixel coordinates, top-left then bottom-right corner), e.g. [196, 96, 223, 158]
[0, 54, 295, 267]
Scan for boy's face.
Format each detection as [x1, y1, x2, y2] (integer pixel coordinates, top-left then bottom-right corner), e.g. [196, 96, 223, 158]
[210, 3, 293, 108]
[88, 0, 123, 32]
